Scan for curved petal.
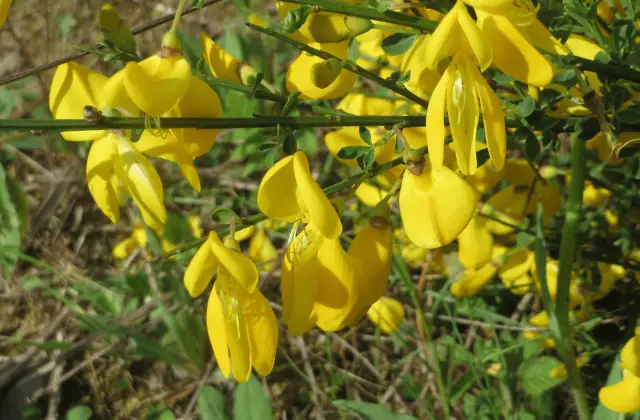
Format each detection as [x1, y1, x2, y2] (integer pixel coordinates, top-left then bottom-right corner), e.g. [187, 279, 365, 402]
[257, 154, 301, 221]
[172, 75, 223, 158]
[457, 215, 494, 269]
[456, 1, 492, 70]
[86, 138, 120, 223]
[200, 33, 243, 83]
[184, 233, 219, 297]
[324, 127, 364, 168]
[281, 243, 318, 336]
[472, 63, 506, 171]
[345, 219, 393, 325]
[298, 12, 351, 43]
[448, 56, 480, 175]
[426, 67, 451, 171]
[424, 3, 459, 69]
[249, 229, 278, 272]
[499, 249, 534, 282]
[112, 135, 167, 231]
[314, 237, 355, 331]
[337, 93, 396, 116]
[402, 35, 442, 95]
[451, 263, 498, 296]
[209, 231, 259, 293]
[49, 62, 108, 141]
[366, 296, 405, 334]
[136, 130, 201, 191]
[286, 41, 356, 100]
[502, 273, 534, 295]
[400, 160, 477, 249]
[245, 289, 278, 376]
[621, 335, 640, 377]
[355, 183, 387, 207]
[123, 55, 191, 116]
[207, 285, 231, 378]
[0, 0, 12, 30]
[292, 152, 342, 238]
[101, 69, 140, 116]
[476, 12, 553, 86]
[599, 374, 640, 413]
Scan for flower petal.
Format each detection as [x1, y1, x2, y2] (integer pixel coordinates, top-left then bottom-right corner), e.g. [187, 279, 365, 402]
[184, 232, 219, 297]
[621, 334, 640, 377]
[366, 296, 405, 334]
[599, 373, 640, 413]
[49, 62, 108, 141]
[456, 1, 492, 70]
[292, 151, 342, 238]
[136, 130, 201, 191]
[112, 135, 167, 230]
[86, 138, 120, 223]
[400, 160, 477, 249]
[286, 41, 356, 100]
[245, 288, 279, 376]
[426, 67, 451, 171]
[207, 285, 231, 378]
[200, 33, 243, 83]
[257, 154, 301, 221]
[471, 64, 506, 171]
[123, 55, 191, 116]
[281, 245, 318, 336]
[249, 228, 278, 272]
[476, 12, 553, 87]
[172, 75, 223, 158]
[457, 215, 494, 269]
[209, 231, 259, 293]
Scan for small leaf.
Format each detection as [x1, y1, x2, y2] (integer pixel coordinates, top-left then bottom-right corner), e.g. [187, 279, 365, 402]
[234, 375, 273, 420]
[337, 145, 371, 160]
[211, 208, 243, 225]
[517, 96, 536, 118]
[381, 33, 418, 56]
[348, 37, 359, 61]
[65, 406, 93, 420]
[333, 400, 417, 420]
[191, 0, 205, 7]
[519, 356, 564, 396]
[359, 126, 372, 145]
[282, 133, 297, 155]
[617, 106, 640, 124]
[524, 134, 541, 163]
[198, 385, 228, 420]
[99, 4, 136, 55]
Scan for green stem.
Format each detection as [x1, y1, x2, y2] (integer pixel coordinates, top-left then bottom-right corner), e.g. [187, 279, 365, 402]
[283, 0, 640, 84]
[154, 146, 426, 261]
[282, 0, 438, 32]
[0, 0, 224, 88]
[170, 0, 189, 33]
[555, 133, 590, 420]
[245, 23, 429, 107]
[0, 115, 426, 132]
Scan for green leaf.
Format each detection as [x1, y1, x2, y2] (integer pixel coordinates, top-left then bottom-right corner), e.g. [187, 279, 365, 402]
[130, 333, 185, 365]
[617, 106, 640, 124]
[234, 375, 273, 420]
[359, 126, 372, 145]
[524, 134, 541, 163]
[348, 37, 360, 61]
[211, 208, 243, 225]
[65, 405, 93, 420]
[517, 96, 536, 118]
[332, 400, 417, 420]
[191, 0, 205, 7]
[0, 163, 21, 271]
[337, 145, 371, 159]
[198, 385, 228, 420]
[381, 33, 418, 56]
[519, 356, 564, 396]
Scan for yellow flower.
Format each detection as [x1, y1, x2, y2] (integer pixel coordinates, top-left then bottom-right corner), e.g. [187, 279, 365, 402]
[549, 353, 590, 379]
[457, 215, 494, 269]
[451, 245, 506, 297]
[201, 33, 260, 85]
[599, 333, 640, 412]
[532, 259, 582, 309]
[355, 182, 389, 207]
[248, 227, 278, 272]
[286, 41, 357, 100]
[427, 54, 506, 175]
[469, 0, 557, 86]
[103, 53, 192, 117]
[425, 0, 492, 71]
[257, 151, 342, 239]
[355, 28, 405, 72]
[184, 232, 277, 382]
[399, 157, 477, 248]
[587, 131, 640, 164]
[401, 34, 444, 96]
[367, 296, 405, 334]
[499, 249, 535, 295]
[523, 311, 555, 349]
[314, 213, 393, 331]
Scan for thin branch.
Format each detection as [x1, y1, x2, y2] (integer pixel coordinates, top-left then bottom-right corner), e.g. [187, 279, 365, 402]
[0, 0, 226, 87]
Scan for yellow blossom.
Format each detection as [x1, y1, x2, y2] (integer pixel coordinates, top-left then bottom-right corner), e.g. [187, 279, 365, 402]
[599, 333, 640, 412]
[184, 232, 277, 382]
[367, 296, 405, 334]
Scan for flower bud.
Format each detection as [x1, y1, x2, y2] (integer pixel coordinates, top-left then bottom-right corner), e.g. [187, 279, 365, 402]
[161, 31, 182, 53]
